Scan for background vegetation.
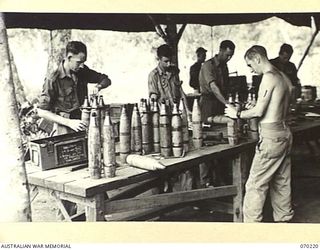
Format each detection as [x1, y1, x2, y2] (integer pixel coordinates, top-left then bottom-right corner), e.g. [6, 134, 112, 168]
[7, 16, 320, 104]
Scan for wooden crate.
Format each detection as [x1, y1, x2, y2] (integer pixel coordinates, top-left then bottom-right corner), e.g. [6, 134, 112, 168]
[29, 131, 88, 170]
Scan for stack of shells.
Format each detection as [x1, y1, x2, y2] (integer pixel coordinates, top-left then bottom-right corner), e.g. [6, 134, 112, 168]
[81, 94, 116, 180]
[84, 96, 205, 179]
[120, 98, 191, 160]
[227, 91, 259, 143]
[227, 93, 240, 145]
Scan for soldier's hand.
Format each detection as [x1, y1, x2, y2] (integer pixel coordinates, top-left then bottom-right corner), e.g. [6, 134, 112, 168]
[245, 101, 255, 110]
[224, 104, 237, 119]
[67, 119, 87, 132]
[92, 84, 100, 95]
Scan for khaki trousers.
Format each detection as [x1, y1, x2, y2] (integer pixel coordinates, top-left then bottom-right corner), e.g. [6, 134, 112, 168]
[243, 122, 294, 222]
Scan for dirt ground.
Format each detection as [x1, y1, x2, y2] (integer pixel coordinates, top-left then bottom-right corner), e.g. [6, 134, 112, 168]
[30, 143, 320, 223]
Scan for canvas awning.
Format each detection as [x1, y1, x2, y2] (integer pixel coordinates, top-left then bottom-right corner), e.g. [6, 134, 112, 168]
[4, 13, 320, 31]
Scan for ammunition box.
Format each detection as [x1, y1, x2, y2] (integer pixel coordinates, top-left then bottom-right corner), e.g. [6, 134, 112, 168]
[29, 131, 88, 170]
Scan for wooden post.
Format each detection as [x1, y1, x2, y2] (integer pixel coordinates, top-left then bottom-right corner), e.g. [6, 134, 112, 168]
[232, 152, 249, 222]
[148, 14, 186, 68]
[0, 13, 32, 222]
[9, 51, 28, 106]
[46, 30, 71, 76]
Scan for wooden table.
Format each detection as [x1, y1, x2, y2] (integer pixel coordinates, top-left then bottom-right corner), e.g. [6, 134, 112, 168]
[290, 117, 320, 141]
[27, 139, 256, 222]
[27, 117, 320, 222]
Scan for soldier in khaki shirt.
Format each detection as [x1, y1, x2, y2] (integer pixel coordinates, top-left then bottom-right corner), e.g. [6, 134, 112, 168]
[38, 41, 111, 136]
[198, 40, 235, 188]
[148, 44, 192, 191]
[37, 41, 111, 220]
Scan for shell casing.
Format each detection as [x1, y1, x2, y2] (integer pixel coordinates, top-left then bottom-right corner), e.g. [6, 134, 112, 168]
[119, 105, 131, 163]
[130, 104, 142, 154]
[179, 99, 189, 153]
[159, 102, 172, 157]
[192, 98, 202, 149]
[102, 109, 116, 178]
[88, 110, 101, 179]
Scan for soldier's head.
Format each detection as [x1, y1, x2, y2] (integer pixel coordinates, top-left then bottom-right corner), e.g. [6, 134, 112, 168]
[218, 40, 235, 64]
[157, 44, 173, 71]
[278, 43, 294, 64]
[66, 41, 87, 72]
[196, 47, 207, 63]
[244, 45, 269, 75]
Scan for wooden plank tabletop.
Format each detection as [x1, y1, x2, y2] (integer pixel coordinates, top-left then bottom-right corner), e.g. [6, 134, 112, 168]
[26, 118, 320, 198]
[27, 140, 256, 197]
[290, 118, 320, 133]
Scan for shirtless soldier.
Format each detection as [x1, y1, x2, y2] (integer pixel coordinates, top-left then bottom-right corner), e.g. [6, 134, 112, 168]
[225, 45, 294, 222]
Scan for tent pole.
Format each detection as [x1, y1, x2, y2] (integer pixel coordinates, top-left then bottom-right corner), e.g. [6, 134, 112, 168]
[297, 28, 319, 72]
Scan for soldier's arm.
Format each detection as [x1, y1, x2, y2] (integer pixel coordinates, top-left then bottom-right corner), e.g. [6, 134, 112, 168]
[209, 81, 228, 105]
[83, 66, 111, 91]
[148, 71, 159, 101]
[201, 62, 227, 105]
[240, 73, 275, 119]
[37, 108, 86, 132]
[37, 77, 86, 132]
[225, 73, 275, 119]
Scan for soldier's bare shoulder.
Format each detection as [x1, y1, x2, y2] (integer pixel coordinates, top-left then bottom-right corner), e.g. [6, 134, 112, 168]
[262, 70, 279, 87]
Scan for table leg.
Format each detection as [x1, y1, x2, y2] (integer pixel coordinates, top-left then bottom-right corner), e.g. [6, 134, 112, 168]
[232, 152, 249, 222]
[51, 191, 72, 222]
[86, 193, 105, 221]
[30, 185, 39, 203]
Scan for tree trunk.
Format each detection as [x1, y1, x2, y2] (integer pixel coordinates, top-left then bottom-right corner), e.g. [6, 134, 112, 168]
[46, 30, 71, 75]
[0, 13, 31, 222]
[165, 23, 179, 67]
[10, 51, 28, 107]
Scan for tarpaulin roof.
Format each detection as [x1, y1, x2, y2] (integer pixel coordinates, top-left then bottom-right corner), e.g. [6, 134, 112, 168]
[4, 13, 320, 32]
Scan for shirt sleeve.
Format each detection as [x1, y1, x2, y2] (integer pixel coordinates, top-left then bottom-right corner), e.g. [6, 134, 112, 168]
[148, 71, 159, 98]
[201, 61, 216, 85]
[81, 65, 111, 89]
[37, 77, 56, 111]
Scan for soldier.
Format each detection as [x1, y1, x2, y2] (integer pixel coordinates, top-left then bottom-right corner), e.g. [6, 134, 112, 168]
[225, 45, 294, 222]
[270, 43, 301, 98]
[189, 47, 207, 93]
[148, 44, 192, 191]
[37, 41, 111, 220]
[198, 40, 235, 187]
[37, 41, 111, 136]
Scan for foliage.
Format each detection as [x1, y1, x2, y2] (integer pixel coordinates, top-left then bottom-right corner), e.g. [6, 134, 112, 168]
[6, 16, 320, 105]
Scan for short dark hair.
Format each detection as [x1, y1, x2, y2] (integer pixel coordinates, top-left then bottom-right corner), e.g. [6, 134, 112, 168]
[220, 40, 235, 51]
[279, 43, 293, 55]
[66, 41, 87, 55]
[157, 44, 173, 58]
[244, 45, 268, 60]
[196, 47, 207, 54]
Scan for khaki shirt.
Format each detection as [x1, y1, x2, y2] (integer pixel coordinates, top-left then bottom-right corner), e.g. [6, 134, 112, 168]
[148, 66, 182, 106]
[38, 61, 110, 116]
[199, 55, 229, 97]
